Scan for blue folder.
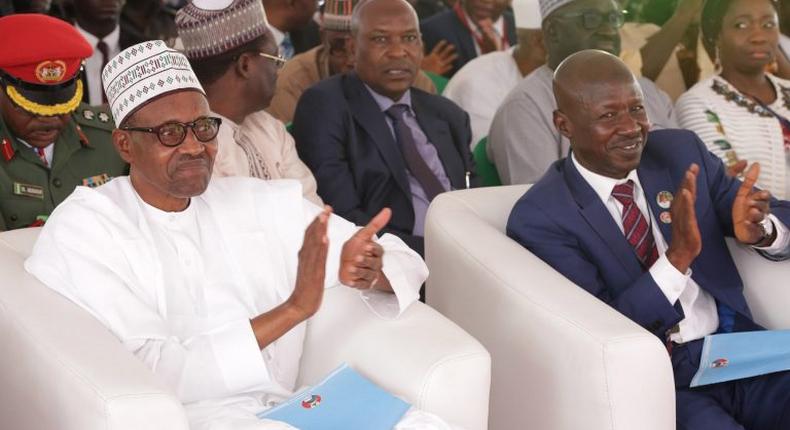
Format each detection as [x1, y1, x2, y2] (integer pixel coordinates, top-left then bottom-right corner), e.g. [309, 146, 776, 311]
[257, 363, 411, 429]
[690, 330, 790, 387]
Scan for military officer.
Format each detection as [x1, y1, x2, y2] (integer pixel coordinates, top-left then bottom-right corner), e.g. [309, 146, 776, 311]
[0, 14, 127, 231]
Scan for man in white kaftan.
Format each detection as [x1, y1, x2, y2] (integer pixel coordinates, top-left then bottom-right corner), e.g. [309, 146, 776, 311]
[26, 176, 447, 430]
[486, 0, 677, 185]
[175, 0, 322, 206]
[25, 38, 456, 430]
[443, 0, 545, 149]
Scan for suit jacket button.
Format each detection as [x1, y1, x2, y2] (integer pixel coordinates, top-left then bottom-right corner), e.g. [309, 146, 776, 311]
[53, 178, 62, 187]
[10, 214, 18, 222]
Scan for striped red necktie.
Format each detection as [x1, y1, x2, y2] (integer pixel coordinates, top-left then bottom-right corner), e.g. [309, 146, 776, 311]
[611, 180, 658, 269]
[35, 147, 48, 168]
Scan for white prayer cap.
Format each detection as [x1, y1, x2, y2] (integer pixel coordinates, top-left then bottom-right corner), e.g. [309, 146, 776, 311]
[513, 0, 542, 29]
[176, 0, 270, 60]
[539, 0, 574, 20]
[102, 40, 204, 126]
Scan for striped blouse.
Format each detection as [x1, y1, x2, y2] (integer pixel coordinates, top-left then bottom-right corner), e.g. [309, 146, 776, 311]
[676, 74, 790, 199]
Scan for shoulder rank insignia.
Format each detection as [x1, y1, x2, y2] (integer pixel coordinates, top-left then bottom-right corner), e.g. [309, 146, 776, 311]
[98, 112, 110, 123]
[75, 124, 91, 147]
[82, 173, 111, 188]
[82, 109, 95, 121]
[1, 138, 14, 162]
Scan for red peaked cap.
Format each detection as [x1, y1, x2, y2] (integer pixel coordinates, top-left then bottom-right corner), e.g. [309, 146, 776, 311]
[0, 14, 92, 85]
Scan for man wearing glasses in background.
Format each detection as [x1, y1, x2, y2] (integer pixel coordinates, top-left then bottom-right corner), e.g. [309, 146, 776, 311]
[267, 0, 437, 124]
[487, 0, 677, 186]
[175, 0, 322, 204]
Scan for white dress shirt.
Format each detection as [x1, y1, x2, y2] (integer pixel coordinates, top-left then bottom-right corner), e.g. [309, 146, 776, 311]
[17, 140, 53, 167]
[75, 24, 120, 106]
[572, 153, 789, 343]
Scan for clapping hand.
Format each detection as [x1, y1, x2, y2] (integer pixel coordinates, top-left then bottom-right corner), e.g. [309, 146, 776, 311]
[733, 163, 773, 245]
[477, 18, 503, 54]
[666, 164, 702, 273]
[339, 208, 392, 291]
[288, 206, 332, 319]
[421, 40, 459, 76]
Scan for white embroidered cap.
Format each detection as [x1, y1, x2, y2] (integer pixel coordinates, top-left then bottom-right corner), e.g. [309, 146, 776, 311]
[101, 40, 204, 126]
[513, 0, 542, 29]
[175, 0, 270, 60]
[539, 0, 574, 20]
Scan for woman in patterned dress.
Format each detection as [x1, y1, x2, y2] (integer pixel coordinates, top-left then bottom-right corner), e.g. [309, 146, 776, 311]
[676, 0, 790, 198]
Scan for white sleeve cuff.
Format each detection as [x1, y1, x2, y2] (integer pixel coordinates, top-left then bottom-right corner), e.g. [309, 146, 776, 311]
[754, 214, 790, 253]
[648, 253, 691, 305]
[200, 319, 272, 394]
[359, 233, 424, 319]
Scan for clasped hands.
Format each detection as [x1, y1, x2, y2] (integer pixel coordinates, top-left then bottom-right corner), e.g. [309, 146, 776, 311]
[667, 162, 773, 273]
[286, 206, 392, 319]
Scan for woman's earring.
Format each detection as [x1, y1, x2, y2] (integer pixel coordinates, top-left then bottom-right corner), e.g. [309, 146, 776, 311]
[714, 45, 722, 72]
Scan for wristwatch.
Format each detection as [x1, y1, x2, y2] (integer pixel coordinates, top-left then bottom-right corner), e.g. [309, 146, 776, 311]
[756, 217, 775, 246]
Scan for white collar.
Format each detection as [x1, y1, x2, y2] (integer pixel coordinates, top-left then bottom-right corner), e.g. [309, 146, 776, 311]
[269, 25, 286, 46]
[571, 152, 642, 203]
[74, 23, 120, 49]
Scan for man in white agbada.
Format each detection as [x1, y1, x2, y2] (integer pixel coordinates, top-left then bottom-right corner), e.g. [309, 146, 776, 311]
[24, 41, 453, 430]
[486, 0, 677, 185]
[175, 0, 322, 206]
[442, 0, 545, 149]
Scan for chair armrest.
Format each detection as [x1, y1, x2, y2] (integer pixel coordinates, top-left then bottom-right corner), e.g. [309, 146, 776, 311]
[0, 234, 188, 430]
[425, 191, 675, 430]
[298, 286, 491, 430]
[727, 238, 790, 329]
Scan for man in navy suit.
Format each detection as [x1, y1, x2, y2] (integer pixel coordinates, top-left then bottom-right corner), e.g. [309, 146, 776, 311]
[420, 0, 517, 77]
[507, 50, 790, 429]
[294, 0, 476, 256]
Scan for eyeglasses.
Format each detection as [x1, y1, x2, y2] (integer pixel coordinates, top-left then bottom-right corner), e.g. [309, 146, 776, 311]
[258, 52, 287, 69]
[553, 10, 625, 31]
[121, 116, 222, 147]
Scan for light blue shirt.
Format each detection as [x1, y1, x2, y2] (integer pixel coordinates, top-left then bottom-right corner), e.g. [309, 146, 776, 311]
[364, 86, 451, 237]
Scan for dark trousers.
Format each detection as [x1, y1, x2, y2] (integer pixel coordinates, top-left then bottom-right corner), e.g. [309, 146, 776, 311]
[676, 371, 790, 429]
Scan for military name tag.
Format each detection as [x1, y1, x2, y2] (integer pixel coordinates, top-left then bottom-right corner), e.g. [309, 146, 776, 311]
[13, 182, 44, 199]
[82, 173, 111, 188]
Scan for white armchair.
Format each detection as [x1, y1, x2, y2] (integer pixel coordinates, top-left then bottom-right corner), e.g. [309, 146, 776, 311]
[0, 227, 491, 430]
[425, 185, 790, 430]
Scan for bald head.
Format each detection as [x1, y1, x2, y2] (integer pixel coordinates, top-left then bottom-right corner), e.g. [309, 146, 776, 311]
[351, 0, 418, 36]
[553, 50, 638, 115]
[550, 50, 650, 179]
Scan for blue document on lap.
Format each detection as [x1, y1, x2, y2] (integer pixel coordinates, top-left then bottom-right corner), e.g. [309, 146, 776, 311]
[257, 363, 411, 429]
[690, 330, 790, 387]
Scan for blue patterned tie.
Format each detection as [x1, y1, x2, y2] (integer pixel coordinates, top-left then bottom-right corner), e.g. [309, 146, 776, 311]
[386, 104, 446, 201]
[280, 33, 295, 60]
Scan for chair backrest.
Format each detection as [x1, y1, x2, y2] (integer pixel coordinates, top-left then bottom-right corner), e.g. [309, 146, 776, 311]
[471, 137, 502, 187]
[425, 187, 675, 430]
[424, 71, 449, 94]
[0, 228, 188, 430]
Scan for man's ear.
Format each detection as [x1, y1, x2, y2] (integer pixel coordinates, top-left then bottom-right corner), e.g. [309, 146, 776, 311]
[348, 36, 358, 59]
[112, 129, 134, 164]
[543, 19, 559, 45]
[234, 53, 253, 79]
[553, 109, 573, 140]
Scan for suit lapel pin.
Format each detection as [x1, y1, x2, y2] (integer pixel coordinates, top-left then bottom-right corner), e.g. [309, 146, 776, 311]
[660, 211, 672, 224]
[657, 191, 673, 209]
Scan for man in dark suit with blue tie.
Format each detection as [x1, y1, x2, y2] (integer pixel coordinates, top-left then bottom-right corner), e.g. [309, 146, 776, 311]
[507, 50, 790, 429]
[420, 0, 516, 77]
[293, 0, 476, 257]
